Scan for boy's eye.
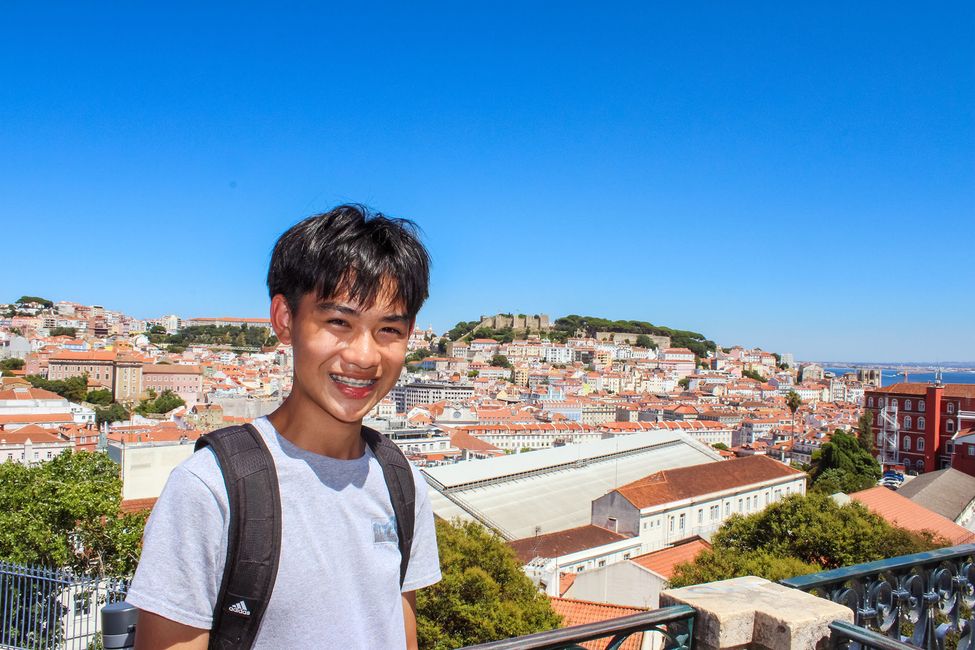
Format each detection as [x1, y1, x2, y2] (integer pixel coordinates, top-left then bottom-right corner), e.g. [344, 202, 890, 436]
[381, 327, 404, 336]
[327, 318, 349, 327]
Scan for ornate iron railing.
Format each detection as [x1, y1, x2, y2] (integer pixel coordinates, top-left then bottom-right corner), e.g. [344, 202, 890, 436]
[780, 543, 975, 649]
[459, 604, 695, 649]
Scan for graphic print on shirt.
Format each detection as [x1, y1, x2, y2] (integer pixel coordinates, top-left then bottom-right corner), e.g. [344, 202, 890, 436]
[373, 515, 398, 544]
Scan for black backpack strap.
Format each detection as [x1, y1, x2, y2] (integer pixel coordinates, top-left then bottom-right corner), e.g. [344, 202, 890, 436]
[361, 426, 416, 589]
[195, 424, 281, 650]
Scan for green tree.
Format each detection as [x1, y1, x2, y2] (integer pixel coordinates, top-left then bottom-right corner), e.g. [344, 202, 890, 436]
[86, 388, 114, 406]
[49, 326, 77, 337]
[669, 548, 819, 588]
[95, 402, 130, 425]
[26, 374, 89, 402]
[811, 430, 881, 493]
[417, 519, 561, 649]
[785, 390, 802, 435]
[406, 349, 433, 363]
[742, 369, 767, 383]
[0, 451, 147, 575]
[671, 493, 946, 586]
[491, 354, 512, 369]
[677, 377, 690, 390]
[136, 390, 185, 416]
[148, 325, 167, 335]
[634, 334, 658, 350]
[711, 442, 729, 451]
[856, 411, 875, 454]
[0, 358, 24, 376]
[16, 296, 53, 308]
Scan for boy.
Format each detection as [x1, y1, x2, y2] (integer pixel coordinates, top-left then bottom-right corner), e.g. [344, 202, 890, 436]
[127, 205, 441, 649]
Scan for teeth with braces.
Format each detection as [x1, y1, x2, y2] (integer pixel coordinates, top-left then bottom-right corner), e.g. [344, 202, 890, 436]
[330, 374, 376, 387]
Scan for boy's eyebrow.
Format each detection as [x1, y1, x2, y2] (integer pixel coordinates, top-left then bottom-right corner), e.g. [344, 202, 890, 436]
[317, 301, 410, 324]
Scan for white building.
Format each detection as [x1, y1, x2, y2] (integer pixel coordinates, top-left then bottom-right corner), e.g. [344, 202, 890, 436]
[591, 455, 806, 554]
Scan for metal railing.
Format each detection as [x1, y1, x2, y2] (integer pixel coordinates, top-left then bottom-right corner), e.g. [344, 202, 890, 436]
[0, 561, 128, 650]
[459, 605, 696, 650]
[781, 543, 975, 649]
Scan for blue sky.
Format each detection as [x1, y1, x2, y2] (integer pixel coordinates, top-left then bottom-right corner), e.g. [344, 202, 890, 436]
[2, 3, 972, 362]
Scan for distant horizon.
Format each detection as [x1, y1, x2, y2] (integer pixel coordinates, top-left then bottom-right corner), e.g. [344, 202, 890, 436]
[7, 291, 975, 369]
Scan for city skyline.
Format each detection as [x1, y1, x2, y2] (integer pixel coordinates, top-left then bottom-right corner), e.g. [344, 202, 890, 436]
[2, 3, 972, 362]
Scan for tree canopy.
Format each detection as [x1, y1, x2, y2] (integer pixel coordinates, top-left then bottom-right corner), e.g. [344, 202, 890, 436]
[552, 315, 716, 359]
[742, 369, 767, 383]
[417, 519, 561, 649]
[135, 389, 185, 416]
[634, 334, 657, 350]
[491, 354, 512, 369]
[26, 374, 88, 402]
[16, 296, 53, 307]
[0, 451, 146, 576]
[669, 492, 944, 587]
[785, 390, 802, 415]
[86, 388, 114, 406]
[810, 430, 882, 493]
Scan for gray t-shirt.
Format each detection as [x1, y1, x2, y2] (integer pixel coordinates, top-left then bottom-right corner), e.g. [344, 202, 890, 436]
[127, 417, 441, 649]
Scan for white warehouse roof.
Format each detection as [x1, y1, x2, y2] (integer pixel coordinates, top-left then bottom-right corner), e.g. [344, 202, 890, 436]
[421, 431, 722, 540]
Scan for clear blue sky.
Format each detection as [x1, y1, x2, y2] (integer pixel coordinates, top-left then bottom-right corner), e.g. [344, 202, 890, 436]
[2, 3, 973, 362]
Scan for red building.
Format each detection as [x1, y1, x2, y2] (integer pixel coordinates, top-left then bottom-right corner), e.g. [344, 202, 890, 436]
[863, 382, 975, 475]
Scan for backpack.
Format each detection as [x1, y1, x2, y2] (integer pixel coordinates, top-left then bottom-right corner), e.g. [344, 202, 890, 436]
[194, 422, 416, 650]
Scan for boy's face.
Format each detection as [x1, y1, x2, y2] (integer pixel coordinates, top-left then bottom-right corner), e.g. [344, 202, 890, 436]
[273, 285, 412, 427]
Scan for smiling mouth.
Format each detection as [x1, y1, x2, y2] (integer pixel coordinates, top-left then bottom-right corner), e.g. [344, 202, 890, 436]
[329, 374, 378, 388]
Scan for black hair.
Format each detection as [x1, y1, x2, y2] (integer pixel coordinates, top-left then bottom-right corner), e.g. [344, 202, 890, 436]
[267, 204, 430, 319]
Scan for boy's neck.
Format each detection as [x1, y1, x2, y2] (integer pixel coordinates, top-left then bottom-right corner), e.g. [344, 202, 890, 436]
[267, 396, 367, 459]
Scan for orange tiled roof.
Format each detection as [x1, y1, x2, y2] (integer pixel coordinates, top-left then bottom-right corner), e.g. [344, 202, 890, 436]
[616, 455, 802, 509]
[630, 537, 712, 579]
[548, 597, 646, 650]
[50, 350, 117, 362]
[869, 383, 975, 399]
[0, 413, 74, 425]
[0, 387, 63, 401]
[850, 487, 975, 546]
[0, 424, 68, 444]
[508, 525, 626, 564]
[142, 364, 203, 375]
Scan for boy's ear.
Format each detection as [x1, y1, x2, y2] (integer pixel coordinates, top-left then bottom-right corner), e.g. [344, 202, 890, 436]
[270, 294, 294, 345]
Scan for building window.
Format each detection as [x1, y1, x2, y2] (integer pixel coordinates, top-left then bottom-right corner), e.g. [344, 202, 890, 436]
[891, 399, 898, 409]
[947, 421, 955, 433]
[948, 403, 956, 414]
[903, 436, 911, 451]
[918, 417, 925, 430]
[905, 399, 912, 411]
[969, 446, 974, 457]
[946, 442, 954, 454]
[904, 416, 912, 430]
[679, 514, 685, 530]
[598, 560, 606, 567]
[917, 438, 925, 452]
[623, 553, 631, 560]
[919, 400, 925, 412]
[867, 397, 874, 407]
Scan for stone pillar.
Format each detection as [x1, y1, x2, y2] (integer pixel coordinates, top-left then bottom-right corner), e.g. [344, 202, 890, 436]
[660, 576, 853, 650]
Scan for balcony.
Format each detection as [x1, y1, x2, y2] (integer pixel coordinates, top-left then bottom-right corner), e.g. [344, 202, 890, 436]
[3, 544, 974, 649]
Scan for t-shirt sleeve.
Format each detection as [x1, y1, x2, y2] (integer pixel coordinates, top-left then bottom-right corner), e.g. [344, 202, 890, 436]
[126, 453, 229, 629]
[401, 466, 442, 592]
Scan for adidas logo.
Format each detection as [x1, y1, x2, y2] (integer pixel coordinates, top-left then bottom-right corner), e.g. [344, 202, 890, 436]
[227, 600, 251, 617]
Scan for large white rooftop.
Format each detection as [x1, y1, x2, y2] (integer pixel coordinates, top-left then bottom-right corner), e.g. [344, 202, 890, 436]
[421, 431, 722, 540]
